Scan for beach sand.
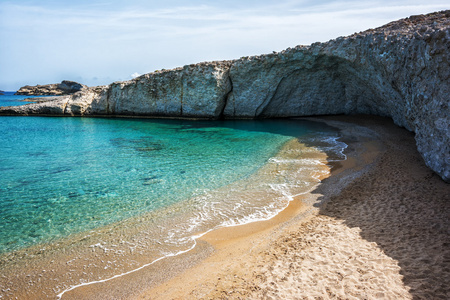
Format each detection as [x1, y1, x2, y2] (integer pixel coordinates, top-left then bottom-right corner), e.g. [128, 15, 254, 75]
[4, 115, 448, 299]
[129, 115, 449, 300]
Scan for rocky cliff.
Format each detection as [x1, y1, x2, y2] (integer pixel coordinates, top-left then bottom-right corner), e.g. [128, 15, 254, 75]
[1, 11, 448, 181]
[14, 80, 87, 96]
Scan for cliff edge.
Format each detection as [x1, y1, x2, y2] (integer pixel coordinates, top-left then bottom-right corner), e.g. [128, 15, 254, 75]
[1, 11, 449, 181]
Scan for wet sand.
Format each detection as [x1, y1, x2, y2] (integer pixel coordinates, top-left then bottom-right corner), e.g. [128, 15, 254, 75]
[0, 119, 334, 299]
[2, 115, 449, 299]
[134, 115, 450, 299]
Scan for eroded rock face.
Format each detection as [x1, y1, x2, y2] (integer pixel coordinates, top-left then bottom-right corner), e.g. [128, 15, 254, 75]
[14, 80, 87, 96]
[1, 11, 449, 181]
[84, 62, 233, 118]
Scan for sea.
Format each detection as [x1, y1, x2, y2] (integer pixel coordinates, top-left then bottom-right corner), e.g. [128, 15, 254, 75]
[0, 93, 347, 298]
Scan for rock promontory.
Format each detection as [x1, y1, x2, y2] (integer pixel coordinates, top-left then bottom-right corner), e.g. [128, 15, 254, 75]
[14, 80, 87, 96]
[1, 11, 448, 181]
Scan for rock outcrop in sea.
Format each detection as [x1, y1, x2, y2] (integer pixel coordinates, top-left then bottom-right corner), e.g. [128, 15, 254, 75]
[14, 80, 87, 96]
[1, 11, 449, 181]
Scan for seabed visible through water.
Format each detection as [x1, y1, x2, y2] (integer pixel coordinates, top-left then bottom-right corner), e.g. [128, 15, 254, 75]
[0, 112, 347, 299]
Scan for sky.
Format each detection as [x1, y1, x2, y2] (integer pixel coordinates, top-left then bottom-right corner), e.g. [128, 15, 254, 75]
[0, 0, 448, 91]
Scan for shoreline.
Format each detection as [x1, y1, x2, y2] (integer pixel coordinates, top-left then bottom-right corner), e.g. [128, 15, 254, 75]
[124, 115, 448, 299]
[0, 118, 339, 299]
[60, 115, 392, 299]
[1, 115, 448, 299]
[129, 115, 385, 300]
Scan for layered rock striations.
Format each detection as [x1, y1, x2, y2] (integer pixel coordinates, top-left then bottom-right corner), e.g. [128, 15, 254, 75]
[98, 62, 233, 118]
[1, 11, 449, 181]
[14, 80, 87, 96]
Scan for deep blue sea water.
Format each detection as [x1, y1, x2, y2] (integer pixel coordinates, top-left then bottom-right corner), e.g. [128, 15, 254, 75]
[0, 94, 345, 257]
[0, 91, 45, 106]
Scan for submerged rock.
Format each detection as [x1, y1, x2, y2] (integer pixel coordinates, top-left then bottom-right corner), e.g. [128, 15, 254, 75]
[14, 80, 87, 96]
[1, 11, 449, 181]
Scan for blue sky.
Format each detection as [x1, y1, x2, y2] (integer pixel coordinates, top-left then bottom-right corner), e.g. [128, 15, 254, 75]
[0, 1, 448, 91]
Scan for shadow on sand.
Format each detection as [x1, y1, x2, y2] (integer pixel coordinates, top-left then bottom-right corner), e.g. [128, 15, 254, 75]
[313, 116, 450, 299]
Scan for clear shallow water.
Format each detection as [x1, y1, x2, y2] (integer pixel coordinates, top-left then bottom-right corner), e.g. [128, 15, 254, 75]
[0, 113, 343, 254]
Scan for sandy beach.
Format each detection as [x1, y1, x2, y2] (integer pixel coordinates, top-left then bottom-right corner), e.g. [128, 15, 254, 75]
[128, 115, 449, 300]
[2, 115, 448, 299]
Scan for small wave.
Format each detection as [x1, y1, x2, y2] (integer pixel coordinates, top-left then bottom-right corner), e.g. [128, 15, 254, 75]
[53, 129, 348, 299]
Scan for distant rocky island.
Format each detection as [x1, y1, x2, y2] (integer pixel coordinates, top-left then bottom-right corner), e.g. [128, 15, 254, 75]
[0, 90, 4, 95]
[0, 11, 448, 182]
[14, 80, 87, 96]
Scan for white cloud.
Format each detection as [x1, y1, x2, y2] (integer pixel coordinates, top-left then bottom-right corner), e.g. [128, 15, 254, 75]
[131, 72, 141, 79]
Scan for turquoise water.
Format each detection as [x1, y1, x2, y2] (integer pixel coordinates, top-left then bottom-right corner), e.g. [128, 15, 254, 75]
[0, 113, 339, 254]
[0, 94, 346, 260]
